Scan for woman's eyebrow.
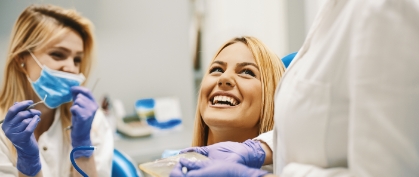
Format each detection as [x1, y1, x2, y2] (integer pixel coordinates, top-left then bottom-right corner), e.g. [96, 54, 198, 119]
[50, 46, 84, 56]
[236, 62, 259, 70]
[50, 46, 71, 53]
[212, 60, 226, 66]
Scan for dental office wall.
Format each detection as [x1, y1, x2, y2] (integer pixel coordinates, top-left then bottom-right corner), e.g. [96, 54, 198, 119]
[193, 0, 308, 81]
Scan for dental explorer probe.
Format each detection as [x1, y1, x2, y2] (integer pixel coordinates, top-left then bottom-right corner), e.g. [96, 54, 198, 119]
[0, 95, 47, 124]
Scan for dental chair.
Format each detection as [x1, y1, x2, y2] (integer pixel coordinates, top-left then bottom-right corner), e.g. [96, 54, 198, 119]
[112, 149, 142, 177]
[281, 52, 297, 68]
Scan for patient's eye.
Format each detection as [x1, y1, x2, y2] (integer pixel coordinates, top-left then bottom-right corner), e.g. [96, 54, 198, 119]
[240, 69, 256, 77]
[209, 67, 224, 74]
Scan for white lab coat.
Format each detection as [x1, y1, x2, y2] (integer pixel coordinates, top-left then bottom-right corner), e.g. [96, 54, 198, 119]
[271, 0, 419, 176]
[0, 109, 114, 177]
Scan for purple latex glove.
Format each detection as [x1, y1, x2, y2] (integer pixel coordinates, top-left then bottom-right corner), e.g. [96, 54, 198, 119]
[70, 86, 98, 158]
[180, 139, 265, 169]
[2, 101, 42, 176]
[170, 158, 269, 177]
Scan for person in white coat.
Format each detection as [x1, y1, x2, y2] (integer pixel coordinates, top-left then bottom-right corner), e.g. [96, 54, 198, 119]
[0, 4, 113, 177]
[170, 0, 419, 176]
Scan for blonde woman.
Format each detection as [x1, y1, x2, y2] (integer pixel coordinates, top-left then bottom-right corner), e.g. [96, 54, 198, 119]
[177, 37, 284, 172]
[0, 5, 113, 177]
[192, 36, 284, 147]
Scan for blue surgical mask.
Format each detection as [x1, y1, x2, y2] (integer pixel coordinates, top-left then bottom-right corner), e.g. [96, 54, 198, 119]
[28, 52, 85, 108]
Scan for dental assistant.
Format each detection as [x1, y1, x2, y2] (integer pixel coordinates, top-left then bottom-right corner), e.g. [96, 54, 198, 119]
[171, 0, 419, 176]
[0, 5, 113, 177]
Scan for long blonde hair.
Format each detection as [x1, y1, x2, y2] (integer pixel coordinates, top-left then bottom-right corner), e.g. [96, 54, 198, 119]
[192, 36, 286, 146]
[0, 4, 95, 162]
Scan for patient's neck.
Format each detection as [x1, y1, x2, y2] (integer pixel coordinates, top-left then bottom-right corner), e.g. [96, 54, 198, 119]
[206, 126, 259, 145]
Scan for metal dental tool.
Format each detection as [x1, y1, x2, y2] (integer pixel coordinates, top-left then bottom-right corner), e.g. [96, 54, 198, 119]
[0, 95, 47, 124]
[26, 95, 47, 110]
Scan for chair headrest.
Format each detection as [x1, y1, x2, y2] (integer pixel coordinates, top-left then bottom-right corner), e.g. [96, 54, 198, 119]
[281, 52, 297, 68]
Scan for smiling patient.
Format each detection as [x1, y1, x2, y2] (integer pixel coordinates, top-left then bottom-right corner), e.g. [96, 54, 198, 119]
[192, 36, 285, 146]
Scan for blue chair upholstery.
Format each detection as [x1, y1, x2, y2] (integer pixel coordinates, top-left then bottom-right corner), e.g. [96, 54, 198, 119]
[112, 149, 142, 177]
[281, 52, 297, 68]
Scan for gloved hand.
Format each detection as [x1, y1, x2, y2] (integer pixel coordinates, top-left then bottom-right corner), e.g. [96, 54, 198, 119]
[70, 86, 98, 158]
[1, 101, 42, 176]
[170, 158, 269, 177]
[180, 139, 266, 169]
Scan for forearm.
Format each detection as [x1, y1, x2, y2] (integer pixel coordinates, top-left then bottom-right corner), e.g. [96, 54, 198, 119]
[72, 155, 97, 177]
[260, 141, 273, 165]
[263, 174, 277, 177]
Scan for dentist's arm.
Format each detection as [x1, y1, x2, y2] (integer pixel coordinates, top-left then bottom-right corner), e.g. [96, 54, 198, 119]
[70, 86, 98, 177]
[253, 130, 274, 165]
[1, 101, 43, 177]
[170, 158, 271, 177]
[260, 141, 273, 165]
[180, 139, 267, 169]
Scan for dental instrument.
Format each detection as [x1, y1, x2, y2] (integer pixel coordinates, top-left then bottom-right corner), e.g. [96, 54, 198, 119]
[70, 146, 95, 177]
[0, 95, 47, 124]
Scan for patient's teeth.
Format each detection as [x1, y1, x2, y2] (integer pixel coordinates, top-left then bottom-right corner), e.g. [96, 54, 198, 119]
[211, 95, 239, 106]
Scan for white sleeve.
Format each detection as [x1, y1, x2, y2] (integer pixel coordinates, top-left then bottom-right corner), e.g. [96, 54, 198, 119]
[91, 109, 114, 177]
[0, 132, 18, 176]
[281, 0, 419, 176]
[253, 130, 274, 151]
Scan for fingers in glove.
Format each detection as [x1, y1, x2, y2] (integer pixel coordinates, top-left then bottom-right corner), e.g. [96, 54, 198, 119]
[180, 147, 209, 156]
[5, 101, 33, 121]
[179, 158, 207, 171]
[73, 94, 91, 109]
[180, 147, 197, 154]
[9, 118, 33, 133]
[8, 110, 40, 125]
[170, 162, 186, 177]
[25, 115, 40, 134]
[71, 86, 95, 101]
[70, 105, 83, 120]
[8, 115, 40, 137]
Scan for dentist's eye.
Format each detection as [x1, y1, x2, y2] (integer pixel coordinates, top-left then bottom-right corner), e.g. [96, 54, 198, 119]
[240, 69, 256, 77]
[50, 52, 66, 60]
[209, 67, 224, 74]
[74, 57, 82, 64]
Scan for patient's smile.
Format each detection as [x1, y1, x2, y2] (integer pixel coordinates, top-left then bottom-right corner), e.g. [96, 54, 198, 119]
[210, 95, 240, 106]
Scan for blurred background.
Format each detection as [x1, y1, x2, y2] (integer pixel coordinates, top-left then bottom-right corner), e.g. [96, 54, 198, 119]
[0, 0, 326, 169]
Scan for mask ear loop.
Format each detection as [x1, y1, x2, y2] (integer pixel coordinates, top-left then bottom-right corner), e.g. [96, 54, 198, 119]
[25, 51, 44, 83]
[28, 51, 43, 68]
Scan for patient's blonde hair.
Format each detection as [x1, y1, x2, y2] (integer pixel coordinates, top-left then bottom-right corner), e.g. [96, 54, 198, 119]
[192, 36, 286, 146]
[0, 4, 95, 163]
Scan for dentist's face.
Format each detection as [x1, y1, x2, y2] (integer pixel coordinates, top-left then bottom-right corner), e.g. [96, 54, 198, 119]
[24, 29, 84, 81]
[199, 42, 262, 130]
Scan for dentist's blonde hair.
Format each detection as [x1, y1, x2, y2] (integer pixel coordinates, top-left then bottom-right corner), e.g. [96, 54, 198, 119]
[0, 4, 95, 163]
[192, 36, 286, 146]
